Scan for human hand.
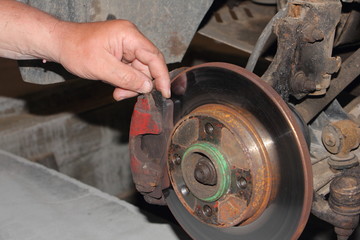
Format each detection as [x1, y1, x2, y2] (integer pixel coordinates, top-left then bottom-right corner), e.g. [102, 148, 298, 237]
[53, 20, 170, 100]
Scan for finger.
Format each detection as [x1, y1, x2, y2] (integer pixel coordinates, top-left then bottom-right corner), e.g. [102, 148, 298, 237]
[101, 53, 154, 94]
[113, 88, 139, 101]
[134, 48, 170, 98]
[130, 59, 151, 79]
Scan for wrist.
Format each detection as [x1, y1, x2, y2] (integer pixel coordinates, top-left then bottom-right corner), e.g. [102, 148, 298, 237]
[33, 19, 69, 63]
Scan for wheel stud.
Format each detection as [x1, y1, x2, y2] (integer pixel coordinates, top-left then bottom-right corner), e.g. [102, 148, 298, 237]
[202, 205, 213, 217]
[173, 154, 182, 165]
[181, 185, 190, 196]
[237, 177, 248, 189]
[205, 122, 214, 135]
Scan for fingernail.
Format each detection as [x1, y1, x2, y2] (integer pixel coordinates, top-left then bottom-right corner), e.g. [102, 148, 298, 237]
[167, 89, 171, 98]
[114, 93, 124, 101]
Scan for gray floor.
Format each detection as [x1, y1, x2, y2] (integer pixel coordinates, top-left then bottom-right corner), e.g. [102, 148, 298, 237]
[0, 150, 184, 240]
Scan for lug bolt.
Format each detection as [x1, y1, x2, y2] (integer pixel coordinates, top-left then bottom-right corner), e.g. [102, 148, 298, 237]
[205, 123, 214, 135]
[181, 185, 190, 196]
[237, 177, 248, 189]
[202, 205, 213, 217]
[173, 154, 182, 165]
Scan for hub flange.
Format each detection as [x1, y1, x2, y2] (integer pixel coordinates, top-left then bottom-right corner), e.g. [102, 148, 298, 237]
[168, 104, 272, 227]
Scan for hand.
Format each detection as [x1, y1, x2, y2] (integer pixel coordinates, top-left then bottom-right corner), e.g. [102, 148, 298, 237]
[0, 1, 170, 100]
[54, 20, 170, 100]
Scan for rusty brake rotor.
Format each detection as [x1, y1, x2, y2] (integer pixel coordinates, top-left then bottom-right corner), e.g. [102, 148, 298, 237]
[164, 62, 313, 240]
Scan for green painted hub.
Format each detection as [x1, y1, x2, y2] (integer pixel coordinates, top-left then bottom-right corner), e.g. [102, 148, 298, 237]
[182, 143, 230, 202]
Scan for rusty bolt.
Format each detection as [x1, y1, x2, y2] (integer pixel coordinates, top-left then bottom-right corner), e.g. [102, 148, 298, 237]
[291, 71, 316, 94]
[173, 154, 182, 165]
[237, 177, 248, 189]
[205, 123, 214, 135]
[202, 205, 213, 217]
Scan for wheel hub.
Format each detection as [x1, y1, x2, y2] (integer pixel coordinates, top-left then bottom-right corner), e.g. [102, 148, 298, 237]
[168, 104, 273, 227]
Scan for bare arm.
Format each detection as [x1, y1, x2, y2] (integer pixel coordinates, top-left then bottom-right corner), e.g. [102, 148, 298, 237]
[0, 0, 170, 100]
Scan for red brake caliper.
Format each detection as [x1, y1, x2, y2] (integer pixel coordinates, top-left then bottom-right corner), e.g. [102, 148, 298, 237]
[129, 91, 173, 205]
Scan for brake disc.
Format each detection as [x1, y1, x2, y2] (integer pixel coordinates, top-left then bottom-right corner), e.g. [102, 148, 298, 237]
[164, 63, 312, 240]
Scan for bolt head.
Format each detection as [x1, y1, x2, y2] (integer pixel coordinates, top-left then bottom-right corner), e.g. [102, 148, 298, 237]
[237, 177, 248, 189]
[202, 205, 213, 217]
[205, 123, 214, 135]
[173, 154, 182, 165]
[181, 185, 190, 196]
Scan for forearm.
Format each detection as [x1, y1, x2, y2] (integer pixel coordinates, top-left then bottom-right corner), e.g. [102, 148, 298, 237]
[0, 0, 62, 61]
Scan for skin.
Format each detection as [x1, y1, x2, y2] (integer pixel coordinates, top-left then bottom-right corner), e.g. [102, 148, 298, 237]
[0, 0, 171, 100]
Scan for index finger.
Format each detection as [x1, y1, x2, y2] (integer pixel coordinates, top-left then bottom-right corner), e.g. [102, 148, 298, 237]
[134, 47, 171, 98]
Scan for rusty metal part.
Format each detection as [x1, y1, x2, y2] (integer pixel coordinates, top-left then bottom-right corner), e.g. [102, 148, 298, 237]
[262, 0, 342, 100]
[329, 175, 360, 216]
[129, 91, 174, 205]
[312, 166, 360, 240]
[168, 104, 271, 227]
[309, 99, 359, 191]
[328, 153, 359, 171]
[312, 192, 360, 240]
[164, 63, 312, 240]
[321, 119, 360, 169]
[129, 67, 189, 205]
[309, 100, 360, 239]
[295, 48, 360, 123]
[322, 120, 360, 156]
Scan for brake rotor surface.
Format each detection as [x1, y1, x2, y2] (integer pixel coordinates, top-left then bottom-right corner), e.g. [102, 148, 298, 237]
[164, 63, 312, 240]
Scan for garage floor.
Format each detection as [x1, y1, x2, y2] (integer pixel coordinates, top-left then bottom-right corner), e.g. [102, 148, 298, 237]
[0, 150, 188, 240]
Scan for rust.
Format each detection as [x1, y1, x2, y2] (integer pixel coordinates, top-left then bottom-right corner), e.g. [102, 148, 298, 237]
[262, 0, 342, 100]
[167, 103, 275, 227]
[129, 91, 174, 205]
[322, 119, 360, 169]
[313, 166, 360, 240]
[131, 63, 313, 239]
[217, 196, 247, 225]
[332, 120, 360, 157]
[295, 48, 360, 123]
[167, 63, 313, 239]
[329, 175, 360, 216]
[312, 192, 360, 240]
[289, 4, 302, 18]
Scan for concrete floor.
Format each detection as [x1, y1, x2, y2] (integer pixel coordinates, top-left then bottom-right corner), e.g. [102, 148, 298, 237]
[0, 150, 187, 240]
